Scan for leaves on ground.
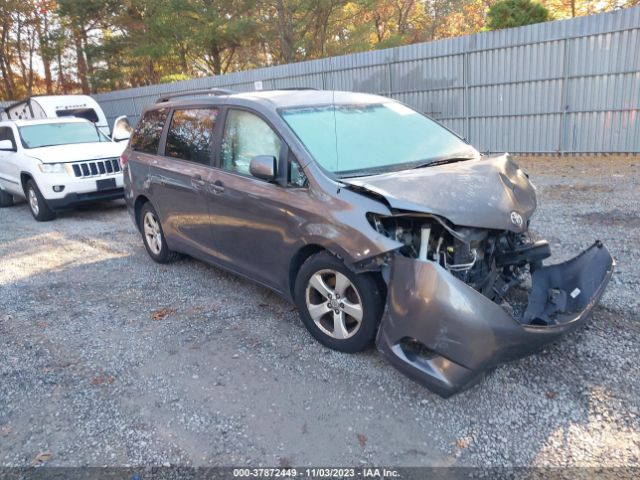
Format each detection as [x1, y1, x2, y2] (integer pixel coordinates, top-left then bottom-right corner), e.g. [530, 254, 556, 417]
[151, 308, 177, 321]
[91, 375, 115, 386]
[32, 452, 53, 466]
[456, 437, 471, 449]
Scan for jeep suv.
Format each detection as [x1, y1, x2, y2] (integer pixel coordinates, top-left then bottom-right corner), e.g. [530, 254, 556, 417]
[0, 117, 128, 221]
[122, 89, 612, 397]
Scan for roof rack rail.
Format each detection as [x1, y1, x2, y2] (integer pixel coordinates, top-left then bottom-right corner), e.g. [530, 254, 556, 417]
[156, 88, 235, 103]
[276, 87, 319, 91]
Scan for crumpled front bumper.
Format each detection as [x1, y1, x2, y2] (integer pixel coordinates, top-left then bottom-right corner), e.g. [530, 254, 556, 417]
[376, 241, 614, 397]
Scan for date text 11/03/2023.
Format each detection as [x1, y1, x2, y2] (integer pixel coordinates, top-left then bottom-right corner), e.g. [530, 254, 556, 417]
[232, 468, 400, 478]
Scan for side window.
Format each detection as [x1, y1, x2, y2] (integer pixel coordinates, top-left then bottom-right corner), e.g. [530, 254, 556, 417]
[221, 110, 281, 176]
[0, 127, 16, 150]
[130, 108, 167, 154]
[56, 108, 99, 124]
[165, 108, 217, 164]
[289, 153, 307, 187]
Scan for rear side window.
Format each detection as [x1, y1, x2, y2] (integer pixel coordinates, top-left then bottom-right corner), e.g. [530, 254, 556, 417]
[130, 108, 167, 154]
[56, 108, 99, 124]
[165, 108, 218, 164]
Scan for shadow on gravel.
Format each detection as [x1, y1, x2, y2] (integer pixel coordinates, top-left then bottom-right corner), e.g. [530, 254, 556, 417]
[54, 200, 127, 220]
[575, 209, 640, 228]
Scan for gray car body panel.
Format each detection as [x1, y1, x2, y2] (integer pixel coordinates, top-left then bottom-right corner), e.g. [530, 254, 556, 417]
[341, 153, 536, 233]
[124, 93, 403, 298]
[123, 90, 614, 396]
[377, 242, 614, 397]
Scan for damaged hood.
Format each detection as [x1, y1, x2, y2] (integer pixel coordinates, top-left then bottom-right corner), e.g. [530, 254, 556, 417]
[342, 154, 537, 232]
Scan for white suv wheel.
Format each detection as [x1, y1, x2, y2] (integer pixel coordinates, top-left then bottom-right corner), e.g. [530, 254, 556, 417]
[28, 187, 39, 215]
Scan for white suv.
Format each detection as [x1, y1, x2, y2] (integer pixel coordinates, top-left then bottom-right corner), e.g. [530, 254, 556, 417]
[0, 118, 128, 221]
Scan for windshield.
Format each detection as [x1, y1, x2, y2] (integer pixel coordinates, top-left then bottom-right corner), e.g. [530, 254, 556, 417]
[281, 102, 478, 176]
[18, 122, 110, 149]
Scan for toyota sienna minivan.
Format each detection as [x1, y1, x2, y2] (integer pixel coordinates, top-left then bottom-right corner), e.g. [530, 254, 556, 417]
[122, 89, 613, 397]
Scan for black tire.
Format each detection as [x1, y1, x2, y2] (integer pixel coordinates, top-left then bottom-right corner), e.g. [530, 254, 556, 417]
[294, 251, 384, 353]
[139, 202, 180, 263]
[26, 179, 55, 221]
[0, 189, 13, 208]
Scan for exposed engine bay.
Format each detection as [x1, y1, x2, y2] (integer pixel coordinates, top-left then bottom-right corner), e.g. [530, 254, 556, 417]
[368, 212, 575, 326]
[342, 154, 613, 397]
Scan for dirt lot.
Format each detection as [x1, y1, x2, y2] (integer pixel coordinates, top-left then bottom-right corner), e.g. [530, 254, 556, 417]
[0, 156, 639, 468]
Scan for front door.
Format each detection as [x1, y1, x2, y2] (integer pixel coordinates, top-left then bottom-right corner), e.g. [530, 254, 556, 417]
[206, 108, 301, 291]
[0, 126, 23, 195]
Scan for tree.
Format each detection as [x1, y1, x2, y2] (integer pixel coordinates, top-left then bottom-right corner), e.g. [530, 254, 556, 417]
[57, 0, 116, 93]
[433, 0, 493, 40]
[0, 0, 635, 100]
[487, 0, 549, 29]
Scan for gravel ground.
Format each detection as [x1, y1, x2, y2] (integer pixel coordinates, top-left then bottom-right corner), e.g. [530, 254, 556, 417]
[0, 155, 638, 468]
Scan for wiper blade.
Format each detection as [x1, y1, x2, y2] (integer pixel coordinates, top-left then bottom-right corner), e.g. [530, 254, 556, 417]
[414, 157, 475, 169]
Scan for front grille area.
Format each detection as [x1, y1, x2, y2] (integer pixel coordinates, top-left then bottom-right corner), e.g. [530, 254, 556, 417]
[71, 158, 121, 178]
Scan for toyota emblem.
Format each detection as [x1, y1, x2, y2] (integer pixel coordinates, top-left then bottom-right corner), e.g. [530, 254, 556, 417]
[510, 211, 524, 227]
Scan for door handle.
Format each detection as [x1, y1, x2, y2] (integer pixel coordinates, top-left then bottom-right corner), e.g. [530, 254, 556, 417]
[191, 174, 206, 190]
[211, 180, 225, 194]
[151, 174, 166, 186]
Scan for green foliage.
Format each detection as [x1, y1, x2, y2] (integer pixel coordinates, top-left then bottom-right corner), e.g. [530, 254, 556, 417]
[0, 0, 631, 99]
[159, 73, 192, 83]
[487, 0, 550, 30]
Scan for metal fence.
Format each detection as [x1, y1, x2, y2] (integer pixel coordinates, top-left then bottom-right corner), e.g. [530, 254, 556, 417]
[92, 7, 640, 153]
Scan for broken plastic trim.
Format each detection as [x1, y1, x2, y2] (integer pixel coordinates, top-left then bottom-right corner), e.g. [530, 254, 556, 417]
[376, 241, 614, 397]
[522, 240, 612, 325]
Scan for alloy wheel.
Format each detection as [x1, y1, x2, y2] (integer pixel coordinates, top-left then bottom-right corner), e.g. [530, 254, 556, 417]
[305, 269, 364, 340]
[143, 211, 162, 255]
[28, 188, 39, 216]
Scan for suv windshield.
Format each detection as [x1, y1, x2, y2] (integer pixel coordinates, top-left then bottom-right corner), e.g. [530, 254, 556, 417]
[19, 122, 110, 149]
[281, 102, 478, 177]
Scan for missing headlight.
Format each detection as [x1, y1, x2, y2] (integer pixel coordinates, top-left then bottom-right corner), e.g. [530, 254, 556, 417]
[367, 213, 496, 293]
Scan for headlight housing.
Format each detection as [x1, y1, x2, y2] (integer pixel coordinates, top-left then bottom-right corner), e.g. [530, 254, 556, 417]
[38, 163, 67, 174]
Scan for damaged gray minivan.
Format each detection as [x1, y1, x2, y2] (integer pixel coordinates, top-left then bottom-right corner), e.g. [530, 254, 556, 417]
[122, 89, 614, 397]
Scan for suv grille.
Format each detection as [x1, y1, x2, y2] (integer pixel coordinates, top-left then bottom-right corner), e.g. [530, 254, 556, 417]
[71, 158, 120, 177]
[71, 158, 121, 178]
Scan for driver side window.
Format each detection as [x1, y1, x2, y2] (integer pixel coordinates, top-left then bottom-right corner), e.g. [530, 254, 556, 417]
[221, 110, 281, 176]
[0, 127, 16, 150]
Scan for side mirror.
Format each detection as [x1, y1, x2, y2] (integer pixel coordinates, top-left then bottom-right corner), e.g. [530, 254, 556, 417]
[250, 155, 277, 181]
[112, 115, 132, 142]
[0, 140, 14, 151]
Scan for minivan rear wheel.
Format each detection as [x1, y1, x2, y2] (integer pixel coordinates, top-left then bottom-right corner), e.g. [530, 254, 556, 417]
[139, 202, 180, 263]
[294, 251, 383, 353]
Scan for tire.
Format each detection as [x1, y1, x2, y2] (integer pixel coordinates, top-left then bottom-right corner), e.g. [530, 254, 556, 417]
[139, 202, 180, 263]
[294, 251, 384, 353]
[26, 179, 55, 221]
[0, 189, 12, 208]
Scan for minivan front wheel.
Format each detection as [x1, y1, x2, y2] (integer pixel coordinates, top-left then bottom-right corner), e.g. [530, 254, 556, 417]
[294, 252, 383, 353]
[139, 202, 180, 263]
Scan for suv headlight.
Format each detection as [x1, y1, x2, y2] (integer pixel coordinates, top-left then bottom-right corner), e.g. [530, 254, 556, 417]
[38, 163, 67, 174]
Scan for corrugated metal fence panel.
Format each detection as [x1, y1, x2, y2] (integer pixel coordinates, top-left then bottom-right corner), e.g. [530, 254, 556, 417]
[93, 7, 640, 153]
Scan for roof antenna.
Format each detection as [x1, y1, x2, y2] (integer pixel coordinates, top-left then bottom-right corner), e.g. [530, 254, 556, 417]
[330, 57, 340, 193]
